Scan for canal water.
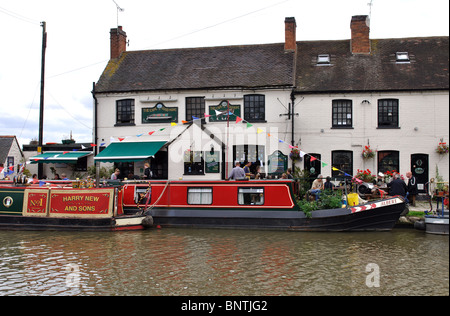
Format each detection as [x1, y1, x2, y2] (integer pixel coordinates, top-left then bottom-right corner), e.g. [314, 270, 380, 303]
[0, 228, 448, 296]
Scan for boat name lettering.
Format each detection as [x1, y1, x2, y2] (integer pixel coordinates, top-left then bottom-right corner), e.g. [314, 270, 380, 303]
[64, 205, 96, 212]
[62, 195, 100, 202]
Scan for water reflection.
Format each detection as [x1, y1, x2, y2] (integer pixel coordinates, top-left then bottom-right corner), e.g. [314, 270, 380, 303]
[0, 229, 448, 296]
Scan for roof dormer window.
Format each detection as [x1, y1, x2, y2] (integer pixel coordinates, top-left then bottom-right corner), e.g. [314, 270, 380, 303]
[396, 52, 410, 63]
[317, 54, 331, 65]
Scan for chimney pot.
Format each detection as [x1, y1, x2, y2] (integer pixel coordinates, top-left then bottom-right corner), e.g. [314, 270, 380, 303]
[350, 15, 371, 54]
[284, 17, 297, 52]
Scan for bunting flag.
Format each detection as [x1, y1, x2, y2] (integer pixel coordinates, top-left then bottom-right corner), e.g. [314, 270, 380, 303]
[91, 105, 365, 184]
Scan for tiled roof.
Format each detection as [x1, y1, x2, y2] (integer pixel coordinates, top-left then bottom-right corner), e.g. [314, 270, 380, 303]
[295, 37, 449, 93]
[96, 43, 295, 93]
[95, 36, 448, 94]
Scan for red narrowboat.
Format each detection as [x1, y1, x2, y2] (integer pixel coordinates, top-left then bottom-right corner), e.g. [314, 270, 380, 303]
[0, 179, 406, 232]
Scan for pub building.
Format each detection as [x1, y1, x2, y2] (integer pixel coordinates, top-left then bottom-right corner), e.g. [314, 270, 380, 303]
[92, 16, 448, 188]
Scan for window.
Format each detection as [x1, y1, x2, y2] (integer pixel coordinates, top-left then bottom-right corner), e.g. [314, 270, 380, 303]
[332, 100, 352, 128]
[238, 188, 264, 205]
[396, 52, 410, 63]
[317, 54, 331, 65]
[188, 188, 213, 205]
[378, 99, 399, 128]
[184, 151, 204, 175]
[378, 151, 400, 174]
[116, 99, 135, 125]
[233, 145, 265, 174]
[244, 95, 265, 122]
[186, 97, 205, 122]
[332, 151, 353, 179]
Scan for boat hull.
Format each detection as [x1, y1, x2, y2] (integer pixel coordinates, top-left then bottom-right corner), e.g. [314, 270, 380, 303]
[425, 217, 449, 235]
[148, 198, 406, 232]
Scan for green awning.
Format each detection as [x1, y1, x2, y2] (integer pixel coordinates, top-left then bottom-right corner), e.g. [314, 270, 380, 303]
[30, 151, 92, 164]
[94, 141, 167, 163]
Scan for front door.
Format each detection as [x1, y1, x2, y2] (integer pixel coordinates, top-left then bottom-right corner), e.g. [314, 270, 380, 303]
[411, 154, 429, 193]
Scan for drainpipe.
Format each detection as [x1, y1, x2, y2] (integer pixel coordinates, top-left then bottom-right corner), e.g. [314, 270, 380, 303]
[91, 82, 99, 187]
[290, 90, 296, 170]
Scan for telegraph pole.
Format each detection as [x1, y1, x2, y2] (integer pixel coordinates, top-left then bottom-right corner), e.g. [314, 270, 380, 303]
[38, 21, 47, 178]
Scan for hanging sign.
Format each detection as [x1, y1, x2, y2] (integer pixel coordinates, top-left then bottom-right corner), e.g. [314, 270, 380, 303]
[142, 103, 178, 124]
[267, 151, 287, 175]
[209, 101, 241, 122]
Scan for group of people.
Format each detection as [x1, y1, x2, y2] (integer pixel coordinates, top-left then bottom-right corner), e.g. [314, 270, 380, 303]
[387, 171, 418, 206]
[308, 171, 419, 206]
[228, 161, 294, 180]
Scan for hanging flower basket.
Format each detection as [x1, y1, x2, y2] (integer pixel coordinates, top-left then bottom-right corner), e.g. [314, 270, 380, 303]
[436, 142, 449, 154]
[289, 148, 301, 161]
[362, 145, 376, 159]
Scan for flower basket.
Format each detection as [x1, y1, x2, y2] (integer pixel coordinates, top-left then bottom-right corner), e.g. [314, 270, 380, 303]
[354, 169, 376, 183]
[436, 142, 449, 155]
[289, 149, 301, 161]
[362, 145, 375, 159]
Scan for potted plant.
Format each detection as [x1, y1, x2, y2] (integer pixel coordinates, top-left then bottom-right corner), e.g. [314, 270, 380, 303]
[436, 141, 449, 155]
[289, 148, 301, 161]
[355, 169, 376, 183]
[362, 145, 376, 159]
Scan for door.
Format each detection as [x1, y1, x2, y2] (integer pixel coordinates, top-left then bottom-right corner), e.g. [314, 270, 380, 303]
[304, 154, 321, 186]
[411, 154, 429, 193]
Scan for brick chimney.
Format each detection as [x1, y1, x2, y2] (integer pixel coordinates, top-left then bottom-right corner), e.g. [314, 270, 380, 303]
[285, 17, 297, 51]
[110, 26, 127, 59]
[350, 15, 370, 54]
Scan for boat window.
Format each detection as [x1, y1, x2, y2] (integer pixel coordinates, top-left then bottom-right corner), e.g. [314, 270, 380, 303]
[188, 188, 213, 205]
[238, 188, 264, 206]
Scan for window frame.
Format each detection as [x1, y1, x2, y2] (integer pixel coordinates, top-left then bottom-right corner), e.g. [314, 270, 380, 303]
[186, 97, 205, 123]
[378, 99, 399, 129]
[332, 150, 353, 179]
[244, 94, 266, 122]
[116, 99, 135, 126]
[238, 187, 265, 206]
[332, 99, 353, 128]
[187, 187, 213, 205]
[184, 151, 205, 176]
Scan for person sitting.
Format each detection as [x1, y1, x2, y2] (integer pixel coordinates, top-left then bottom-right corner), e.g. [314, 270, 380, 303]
[228, 162, 245, 180]
[387, 173, 407, 198]
[309, 175, 324, 201]
[324, 176, 335, 191]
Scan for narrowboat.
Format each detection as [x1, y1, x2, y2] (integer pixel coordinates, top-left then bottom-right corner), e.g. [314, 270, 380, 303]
[122, 179, 406, 232]
[0, 179, 406, 232]
[0, 181, 148, 231]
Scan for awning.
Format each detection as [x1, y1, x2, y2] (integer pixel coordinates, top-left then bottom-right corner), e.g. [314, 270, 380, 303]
[30, 151, 92, 164]
[94, 141, 167, 163]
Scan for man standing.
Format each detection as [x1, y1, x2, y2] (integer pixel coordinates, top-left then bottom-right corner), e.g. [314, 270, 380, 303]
[406, 171, 418, 206]
[228, 161, 245, 180]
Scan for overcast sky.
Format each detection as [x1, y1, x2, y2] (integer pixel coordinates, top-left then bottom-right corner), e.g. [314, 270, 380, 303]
[1, 0, 448, 148]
